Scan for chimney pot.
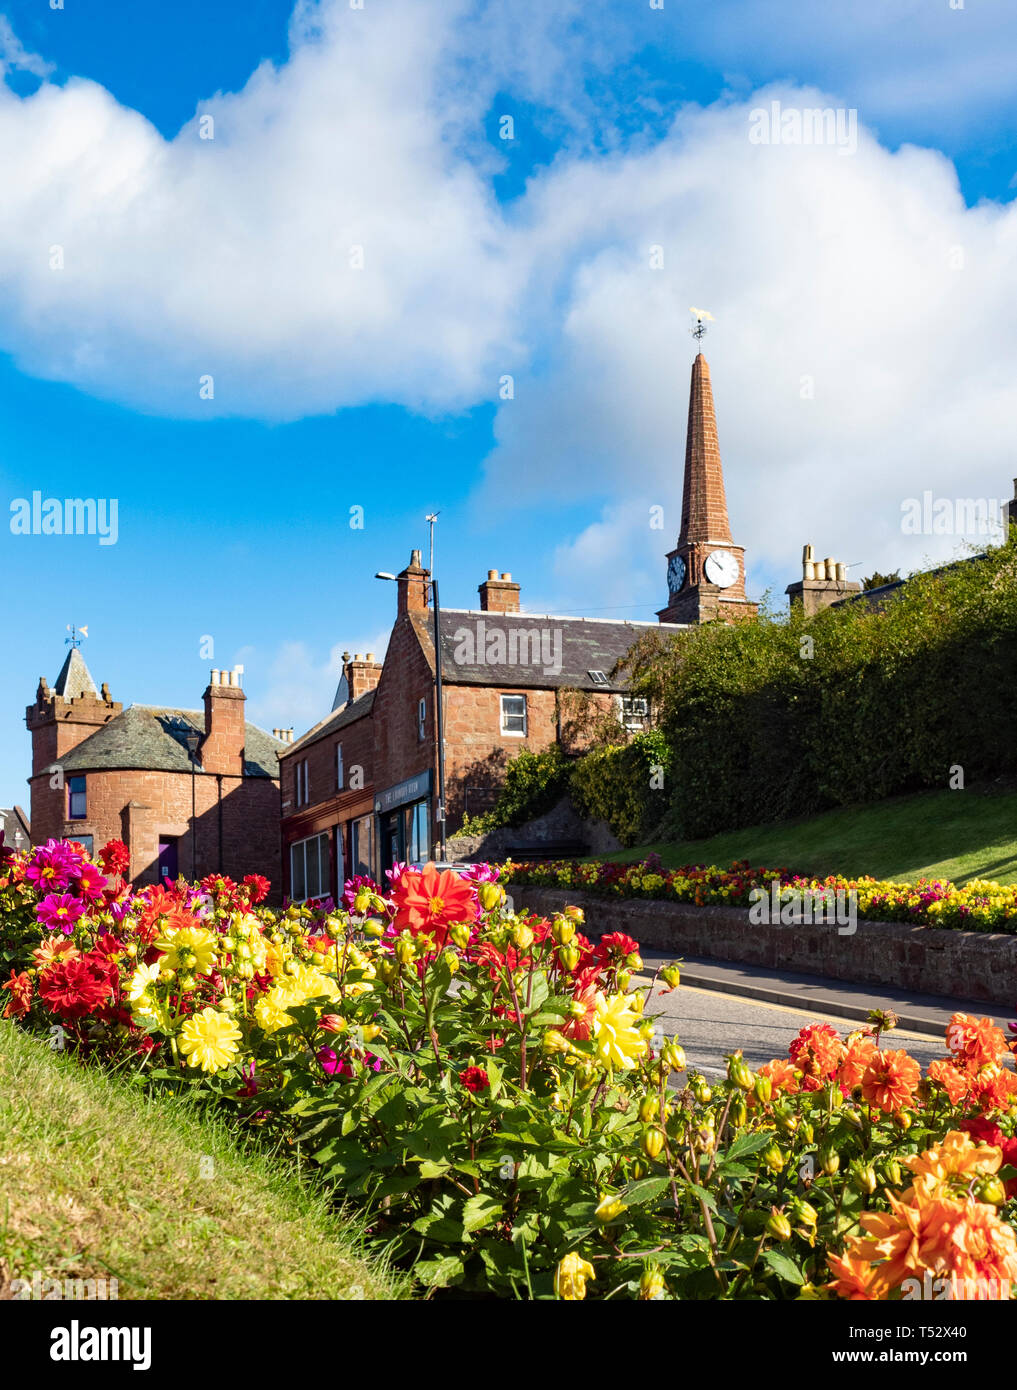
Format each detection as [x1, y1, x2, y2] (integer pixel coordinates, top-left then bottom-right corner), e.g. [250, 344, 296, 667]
[501, 572, 511, 581]
[366, 652, 375, 662]
[211, 669, 220, 685]
[488, 569, 498, 580]
[836, 562, 847, 582]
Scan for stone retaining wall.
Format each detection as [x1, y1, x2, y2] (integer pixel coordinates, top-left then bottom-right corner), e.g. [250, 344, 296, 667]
[508, 885, 1017, 1008]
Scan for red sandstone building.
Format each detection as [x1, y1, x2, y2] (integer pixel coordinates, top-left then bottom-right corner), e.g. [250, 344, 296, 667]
[279, 349, 756, 899]
[26, 648, 285, 894]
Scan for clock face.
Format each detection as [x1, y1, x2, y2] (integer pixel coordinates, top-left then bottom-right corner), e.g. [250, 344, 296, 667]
[667, 554, 686, 595]
[704, 549, 739, 589]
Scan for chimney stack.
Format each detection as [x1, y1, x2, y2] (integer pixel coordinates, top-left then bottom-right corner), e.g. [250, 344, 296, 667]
[786, 543, 861, 616]
[202, 668, 246, 776]
[341, 651, 383, 705]
[395, 549, 430, 617]
[478, 569, 521, 613]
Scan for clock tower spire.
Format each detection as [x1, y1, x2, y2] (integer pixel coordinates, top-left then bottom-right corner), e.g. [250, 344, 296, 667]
[657, 341, 757, 625]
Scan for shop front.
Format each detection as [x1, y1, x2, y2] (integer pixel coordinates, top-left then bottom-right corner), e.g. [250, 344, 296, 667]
[375, 769, 432, 872]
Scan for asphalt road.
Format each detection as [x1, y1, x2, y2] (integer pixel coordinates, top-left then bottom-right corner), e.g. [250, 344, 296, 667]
[643, 981, 948, 1079]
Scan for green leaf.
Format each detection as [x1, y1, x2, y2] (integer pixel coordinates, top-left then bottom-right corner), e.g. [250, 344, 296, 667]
[622, 1176, 671, 1206]
[761, 1249, 805, 1285]
[415, 1255, 465, 1288]
[724, 1131, 775, 1163]
[462, 1192, 504, 1234]
[418, 1159, 451, 1179]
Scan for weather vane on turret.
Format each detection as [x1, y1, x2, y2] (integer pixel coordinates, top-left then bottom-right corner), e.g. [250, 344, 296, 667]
[65, 624, 88, 649]
[689, 306, 715, 347]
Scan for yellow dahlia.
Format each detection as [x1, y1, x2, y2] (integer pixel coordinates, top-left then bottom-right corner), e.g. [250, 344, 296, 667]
[591, 992, 647, 1070]
[178, 1007, 242, 1073]
[156, 925, 217, 975]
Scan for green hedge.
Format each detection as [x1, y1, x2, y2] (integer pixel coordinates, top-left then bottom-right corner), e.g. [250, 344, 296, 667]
[569, 730, 673, 847]
[626, 540, 1017, 840]
[457, 745, 572, 835]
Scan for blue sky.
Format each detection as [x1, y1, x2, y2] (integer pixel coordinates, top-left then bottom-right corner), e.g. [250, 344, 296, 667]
[2, 0, 1017, 809]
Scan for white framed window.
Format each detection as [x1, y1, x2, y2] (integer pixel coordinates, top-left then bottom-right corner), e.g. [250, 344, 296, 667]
[295, 759, 310, 807]
[500, 693, 527, 736]
[417, 696, 427, 741]
[290, 831, 329, 903]
[336, 742, 344, 791]
[620, 695, 649, 731]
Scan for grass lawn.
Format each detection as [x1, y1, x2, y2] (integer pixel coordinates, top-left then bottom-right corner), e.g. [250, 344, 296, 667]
[602, 785, 1017, 885]
[0, 1020, 405, 1300]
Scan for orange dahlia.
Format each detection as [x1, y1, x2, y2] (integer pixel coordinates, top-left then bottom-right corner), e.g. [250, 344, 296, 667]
[946, 1013, 1008, 1069]
[860, 1048, 921, 1114]
[390, 863, 477, 949]
[837, 1033, 877, 1090]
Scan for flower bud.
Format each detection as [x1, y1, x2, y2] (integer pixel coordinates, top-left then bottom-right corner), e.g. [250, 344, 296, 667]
[441, 949, 460, 975]
[559, 944, 581, 972]
[363, 918, 385, 938]
[563, 905, 584, 925]
[791, 1198, 818, 1228]
[616, 969, 632, 992]
[729, 1097, 748, 1128]
[893, 1110, 913, 1132]
[325, 920, 343, 941]
[319, 1014, 348, 1034]
[449, 922, 472, 949]
[662, 1040, 686, 1072]
[353, 889, 371, 914]
[542, 1029, 571, 1055]
[766, 1207, 792, 1242]
[882, 1159, 902, 1188]
[638, 1096, 659, 1124]
[976, 1176, 1007, 1206]
[691, 1080, 712, 1105]
[511, 923, 535, 951]
[660, 964, 681, 989]
[220, 937, 236, 953]
[361, 1024, 383, 1043]
[753, 1075, 773, 1105]
[551, 915, 575, 944]
[641, 1126, 666, 1160]
[395, 937, 416, 966]
[125, 941, 138, 959]
[727, 1054, 755, 1091]
[819, 1145, 839, 1176]
[763, 1142, 785, 1173]
[595, 1194, 628, 1224]
[625, 951, 643, 971]
[850, 1162, 877, 1196]
[179, 973, 197, 992]
[479, 883, 506, 912]
[639, 1264, 667, 1301]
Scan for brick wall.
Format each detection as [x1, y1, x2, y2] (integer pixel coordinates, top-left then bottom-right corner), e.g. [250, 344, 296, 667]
[508, 887, 1017, 1008]
[28, 766, 281, 898]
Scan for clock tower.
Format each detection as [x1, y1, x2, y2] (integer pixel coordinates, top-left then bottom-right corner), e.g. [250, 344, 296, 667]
[657, 351, 757, 625]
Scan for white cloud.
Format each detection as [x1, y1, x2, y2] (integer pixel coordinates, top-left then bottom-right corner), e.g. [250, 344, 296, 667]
[0, 16, 53, 79]
[240, 630, 388, 738]
[479, 89, 1017, 592]
[1, 3, 1016, 601]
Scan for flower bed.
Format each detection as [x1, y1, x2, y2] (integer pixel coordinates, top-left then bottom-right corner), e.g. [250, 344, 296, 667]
[500, 856, 1017, 933]
[3, 835, 1017, 1300]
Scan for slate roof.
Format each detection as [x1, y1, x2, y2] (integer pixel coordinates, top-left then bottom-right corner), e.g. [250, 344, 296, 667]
[47, 706, 285, 778]
[411, 610, 687, 692]
[285, 688, 376, 757]
[53, 647, 99, 699]
[1, 805, 30, 851]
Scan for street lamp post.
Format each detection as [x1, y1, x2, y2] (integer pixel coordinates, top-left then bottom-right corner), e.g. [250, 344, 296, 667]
[183, 729, 201, 881]
[376, 564, 448, 863]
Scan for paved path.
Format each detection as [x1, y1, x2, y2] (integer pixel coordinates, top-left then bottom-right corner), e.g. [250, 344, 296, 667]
[642, 979, 952, 1079]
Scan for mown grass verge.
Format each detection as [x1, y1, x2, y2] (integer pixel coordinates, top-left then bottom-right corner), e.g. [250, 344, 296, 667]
[0, 1020, 406, 1300]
